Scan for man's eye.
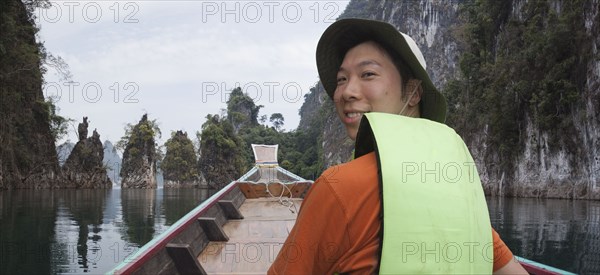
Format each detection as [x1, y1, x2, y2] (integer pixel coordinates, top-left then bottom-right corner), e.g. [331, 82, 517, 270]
[337, 77, 346, 84]
[362, 72, 375, 78]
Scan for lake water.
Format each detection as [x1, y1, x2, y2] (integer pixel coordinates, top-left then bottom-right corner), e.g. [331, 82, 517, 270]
[0, 188, 598, 274]
[0, 188, 215, 274]
[487, 196, 600, 274]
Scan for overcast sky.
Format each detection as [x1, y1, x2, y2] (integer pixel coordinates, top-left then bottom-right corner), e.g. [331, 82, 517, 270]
[36, 1, 349, 146]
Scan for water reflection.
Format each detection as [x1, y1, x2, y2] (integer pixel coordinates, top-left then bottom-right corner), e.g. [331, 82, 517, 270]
[120, 189, 158, 247]
[60, 189, 110, 271]
[163, 188, 215, 224]
[0, 189, 57, 275]
[488, 197, 600, 274]
[0, 188, 214, 274]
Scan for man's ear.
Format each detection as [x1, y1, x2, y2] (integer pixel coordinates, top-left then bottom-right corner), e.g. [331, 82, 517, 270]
[405, 79, 422, 107]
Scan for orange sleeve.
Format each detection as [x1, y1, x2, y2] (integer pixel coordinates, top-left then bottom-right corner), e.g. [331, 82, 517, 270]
[268, 171, 350, 275]
[492, 228, 515, 271]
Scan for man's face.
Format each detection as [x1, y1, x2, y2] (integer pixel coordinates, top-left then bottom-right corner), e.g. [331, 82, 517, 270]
[334, 41, 408, 140]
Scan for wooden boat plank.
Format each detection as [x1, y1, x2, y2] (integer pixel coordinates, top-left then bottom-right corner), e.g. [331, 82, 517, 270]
[198, 238, 287, 274]
[219, 200, 245, 219]
[171, 221, 210, 257]
[131, 248, 177, 275]
[197, 198, 303, 274]
[238, 182, 310, 199]
[166, 243, 207, 275]
[202, 203, 228, 227]
[237, 198, 302, 218]
[221, 186, 246, 209]
[198, 217, 229, 242]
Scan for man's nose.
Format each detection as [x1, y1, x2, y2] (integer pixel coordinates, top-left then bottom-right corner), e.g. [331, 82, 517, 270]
[340, 77, 360, 101]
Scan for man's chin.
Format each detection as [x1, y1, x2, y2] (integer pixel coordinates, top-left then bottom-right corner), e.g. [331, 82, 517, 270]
[346, 128, 357, 141]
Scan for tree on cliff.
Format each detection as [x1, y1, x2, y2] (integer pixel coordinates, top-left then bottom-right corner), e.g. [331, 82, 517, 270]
[118, 114, 161, 188]
[162, 130, 199, 185]
[198, 114, 246, 189]
[0, 0, 72, 189]
[269, 113, 285, 131]
[227, 87, 262, 133]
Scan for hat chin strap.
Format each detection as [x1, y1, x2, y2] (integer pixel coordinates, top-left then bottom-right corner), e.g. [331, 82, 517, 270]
[397, 80, 422, 118]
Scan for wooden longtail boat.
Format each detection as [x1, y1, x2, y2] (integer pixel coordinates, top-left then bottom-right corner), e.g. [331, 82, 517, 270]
[109, 145, 576, 275]
[109, 145, 312, 274]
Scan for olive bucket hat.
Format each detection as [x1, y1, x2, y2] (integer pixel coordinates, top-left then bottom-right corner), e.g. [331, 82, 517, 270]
[316, 18, 447, 123]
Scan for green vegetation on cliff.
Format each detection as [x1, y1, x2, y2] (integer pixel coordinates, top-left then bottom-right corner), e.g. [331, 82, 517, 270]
[118, 114, 161, 188]
[162, 131, 198, 183]
[445, 0, 593, 175]
[198, 114, 246, 188]
[0, 0, 67, 188]
[227, 87, 262, 132]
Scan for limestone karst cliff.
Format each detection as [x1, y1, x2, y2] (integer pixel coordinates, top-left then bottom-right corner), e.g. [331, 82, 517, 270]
[120, 114, 159, 189]
[305, 0, 599, 199]
[61, 117, 112, 189]
[162, 130, 201, 188]
[0, 0, 60, 189]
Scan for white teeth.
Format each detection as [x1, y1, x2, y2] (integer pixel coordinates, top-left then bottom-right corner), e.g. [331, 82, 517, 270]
[346, 112, 362, 118]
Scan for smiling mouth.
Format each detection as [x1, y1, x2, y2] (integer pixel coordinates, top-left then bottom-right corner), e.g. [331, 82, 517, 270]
[346, 112, 363, 118]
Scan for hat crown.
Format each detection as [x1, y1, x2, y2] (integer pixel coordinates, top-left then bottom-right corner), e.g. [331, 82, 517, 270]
[400, 33, 426, 70]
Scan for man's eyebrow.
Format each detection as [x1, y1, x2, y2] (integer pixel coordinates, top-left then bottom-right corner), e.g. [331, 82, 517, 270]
[338, 59, 382, 72]
[358, 60, 382, 67]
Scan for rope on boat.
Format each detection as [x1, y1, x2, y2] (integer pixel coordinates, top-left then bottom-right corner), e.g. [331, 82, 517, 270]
[264, 180, 298, 214]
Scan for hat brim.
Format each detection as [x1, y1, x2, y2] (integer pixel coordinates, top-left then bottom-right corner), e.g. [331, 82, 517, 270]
[316, 18, 447, 123]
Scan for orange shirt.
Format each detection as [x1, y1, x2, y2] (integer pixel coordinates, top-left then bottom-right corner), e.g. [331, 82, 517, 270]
[269, 152, 514, 274]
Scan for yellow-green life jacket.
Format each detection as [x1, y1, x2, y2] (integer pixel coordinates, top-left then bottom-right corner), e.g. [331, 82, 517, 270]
[354, 113, 493, 274]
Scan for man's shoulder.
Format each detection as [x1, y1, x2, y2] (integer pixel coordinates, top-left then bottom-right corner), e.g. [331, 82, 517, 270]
[319, 152, 378, 187]
[313, 151, 380, 230]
